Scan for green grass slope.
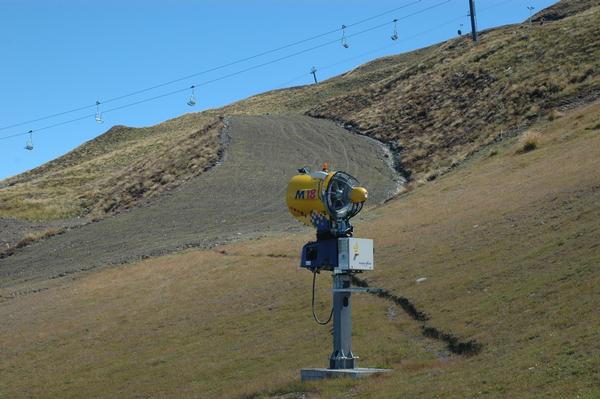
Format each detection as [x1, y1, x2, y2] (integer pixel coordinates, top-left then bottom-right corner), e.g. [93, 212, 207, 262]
[1, 0, 598, 221]
[1, 98, 599, 398]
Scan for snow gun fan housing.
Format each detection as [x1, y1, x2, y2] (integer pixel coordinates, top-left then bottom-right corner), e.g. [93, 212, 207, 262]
[286, 166, 368, 239]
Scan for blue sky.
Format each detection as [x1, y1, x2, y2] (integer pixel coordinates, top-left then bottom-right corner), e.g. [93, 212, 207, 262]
[0, 0, 557, 180]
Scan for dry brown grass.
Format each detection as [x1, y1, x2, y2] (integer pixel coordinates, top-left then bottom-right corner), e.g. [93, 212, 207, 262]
[0, 114, 222, 220]
[0, 238, 437, 398]
[18, 227, 65, 246]
[516, 130, 542, 153]
[0, 0, 598, 223]
[547, 108, 564, 121]
[1, 100, 599, 398]
[307, 2, 600, 181]
[85, 118, 223, 217]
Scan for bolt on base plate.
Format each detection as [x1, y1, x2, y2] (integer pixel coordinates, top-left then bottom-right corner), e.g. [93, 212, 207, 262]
[300, 367, 392, 381]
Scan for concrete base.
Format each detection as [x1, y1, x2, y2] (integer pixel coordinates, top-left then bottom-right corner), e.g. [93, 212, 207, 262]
[300, 367, 391, 381]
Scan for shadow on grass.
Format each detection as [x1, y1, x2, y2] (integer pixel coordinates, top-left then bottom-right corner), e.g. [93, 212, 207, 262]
[351, 275, 482, 357]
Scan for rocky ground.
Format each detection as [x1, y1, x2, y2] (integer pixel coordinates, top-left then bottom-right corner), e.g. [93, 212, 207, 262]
[0, 217, 85, 251]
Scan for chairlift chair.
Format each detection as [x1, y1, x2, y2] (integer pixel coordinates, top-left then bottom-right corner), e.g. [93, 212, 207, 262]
[341, 25, 349, 48]
[187, 85, 197, 107]
[24, 130, 33, 151]
[391, 19, 399, 41]
[95, 100, 104, 124]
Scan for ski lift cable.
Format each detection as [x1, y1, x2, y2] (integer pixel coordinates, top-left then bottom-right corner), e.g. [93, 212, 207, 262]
[278, 42, 389, 88]
[3, 0, 452, 138]
[105, 0, 452, 105]
[0, 0, 457, 142]
[320, 42, 400, 74]
[319, 1, 514, 84]
[0, 39, 355, 140]
[1, 85, 207, 141]
[0, 3, 455, 143]
[0, 0, 428, 133]
[278, 71, 316, 87]
[0, 113, 97, 141]
[281, 42, 401, 86]
[61, 20, 402, 117]
[99, 0, 425, 101]
[231, 0, 510, 88]
[279, 11, 465, 88]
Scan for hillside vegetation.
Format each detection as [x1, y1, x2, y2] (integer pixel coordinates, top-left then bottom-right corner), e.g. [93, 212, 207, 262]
[308, 0, 600, 179]
[1, 98, 599, 398]
[1, 0, 598, 221]
[0, 114, 222, 220]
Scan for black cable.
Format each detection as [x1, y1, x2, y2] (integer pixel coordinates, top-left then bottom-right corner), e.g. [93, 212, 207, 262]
[0, 0, 428, 133]
[3, 0, 518, 141]
[312, 269, 334, 325]
[0, 113, 96, 140]
[278, 11, 469, 87]
[0, 0, 455, 142]
[275, 42, 399, 88]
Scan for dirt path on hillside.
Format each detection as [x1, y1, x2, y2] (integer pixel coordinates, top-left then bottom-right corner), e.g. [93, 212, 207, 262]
[0, 115, 398, 288]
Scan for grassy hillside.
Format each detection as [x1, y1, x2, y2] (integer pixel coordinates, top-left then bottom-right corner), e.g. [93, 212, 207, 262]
[2, 98, 599, 398]
[1, 0, 598, 221]
[308, 0, 600, 180]
[0, 114, 222, 220]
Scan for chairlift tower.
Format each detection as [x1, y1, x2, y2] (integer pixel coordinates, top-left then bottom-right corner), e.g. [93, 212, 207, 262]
[469, 0, 478, 42]
[286, 165, 391, 381]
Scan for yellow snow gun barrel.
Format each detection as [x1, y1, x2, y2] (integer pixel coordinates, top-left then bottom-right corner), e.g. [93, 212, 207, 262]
[286, 165, 368, 237]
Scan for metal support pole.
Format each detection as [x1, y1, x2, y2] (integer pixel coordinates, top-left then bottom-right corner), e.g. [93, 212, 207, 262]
[310, 67, 318, 84]
[468, 0, 478, 42]
[330, 273, 357, 369]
